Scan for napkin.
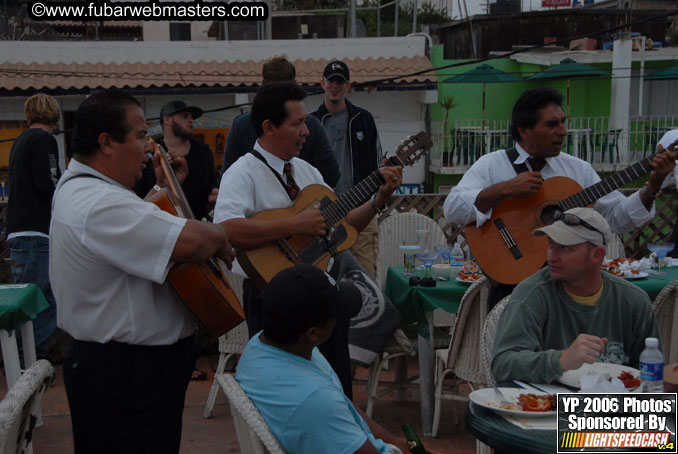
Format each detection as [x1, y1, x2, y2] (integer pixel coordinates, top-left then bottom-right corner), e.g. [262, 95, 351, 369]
[580, 373, 629, 393]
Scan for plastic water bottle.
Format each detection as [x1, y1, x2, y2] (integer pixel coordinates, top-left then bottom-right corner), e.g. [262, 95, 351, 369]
[639, 337, 664, 392]
[450, 241, 464, 268]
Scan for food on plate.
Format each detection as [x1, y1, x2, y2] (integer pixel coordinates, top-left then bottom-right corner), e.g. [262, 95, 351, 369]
[459, 261, 483, 281]
[602, 258, 640, 277]
[617, 371, 641, 389]
[518, 393, 557, 412]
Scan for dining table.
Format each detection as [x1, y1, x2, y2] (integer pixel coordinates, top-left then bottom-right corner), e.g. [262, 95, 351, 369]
[465, 382, 559, 454]
[0, 283, 49, 389]
[384, 264, 678, 435]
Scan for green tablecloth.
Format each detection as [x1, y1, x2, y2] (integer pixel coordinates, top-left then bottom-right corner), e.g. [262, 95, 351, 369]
[626, 266, 678, 302]
[385, 266, 469, 338]
[0, 283, 49, 331]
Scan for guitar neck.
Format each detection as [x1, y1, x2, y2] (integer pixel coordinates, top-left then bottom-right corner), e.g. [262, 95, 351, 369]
[322, 155, 404, 225]
[559, 156, 654, 210]
[155, 141, 196, 220]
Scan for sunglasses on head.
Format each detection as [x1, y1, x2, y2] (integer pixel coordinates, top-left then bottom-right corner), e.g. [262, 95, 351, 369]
[553, 211, 606, 245]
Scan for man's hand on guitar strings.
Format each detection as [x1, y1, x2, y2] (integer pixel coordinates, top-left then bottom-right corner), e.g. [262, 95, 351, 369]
[215, 232, 236, 269]
[505, 171, 544, 198]
[292, 206, 328, 237]
[153, 151, 189, 187]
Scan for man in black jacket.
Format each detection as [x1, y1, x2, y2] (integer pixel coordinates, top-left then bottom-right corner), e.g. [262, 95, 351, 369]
[311, 60, 383, 279]
[7, 93, 62, 359]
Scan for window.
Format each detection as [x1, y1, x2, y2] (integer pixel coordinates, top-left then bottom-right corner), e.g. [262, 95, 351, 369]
[169, 23, 191, 41]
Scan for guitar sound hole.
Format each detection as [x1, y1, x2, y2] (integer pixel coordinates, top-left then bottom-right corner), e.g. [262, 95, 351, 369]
[539, 204, 562, 226]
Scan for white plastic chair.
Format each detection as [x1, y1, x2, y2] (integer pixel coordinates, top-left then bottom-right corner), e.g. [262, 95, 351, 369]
[204, 270, 249, 419]
[0, 359, 54, 454]
[480, 295, 511, 386]
[652, 277, 678, 364]
[431, 276, 491, 438]
[216, 374, 285, 454]
[375, 212, 447, 292]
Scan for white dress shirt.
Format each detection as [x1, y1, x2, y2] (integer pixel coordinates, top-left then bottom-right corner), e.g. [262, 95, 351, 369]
[50, 159, 195, 345]
[443, 143, 654, 233]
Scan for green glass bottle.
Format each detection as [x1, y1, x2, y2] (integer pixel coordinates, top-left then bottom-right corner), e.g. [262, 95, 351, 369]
[401, 423, 430, 454]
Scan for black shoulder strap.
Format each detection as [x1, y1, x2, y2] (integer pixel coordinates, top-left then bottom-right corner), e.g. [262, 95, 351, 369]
[59, 173, 107, 186]
[249, 149, 290, 195]
[52, 173, 108, 210]
[505, 147, 529, 175]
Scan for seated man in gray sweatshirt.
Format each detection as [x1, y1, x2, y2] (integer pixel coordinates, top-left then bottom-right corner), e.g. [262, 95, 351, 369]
[491, 207, 660, 384]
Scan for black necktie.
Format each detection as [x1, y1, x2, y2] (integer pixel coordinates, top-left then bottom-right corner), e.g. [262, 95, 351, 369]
[283, 163, 300, 200]
[528, 157, 547, 172]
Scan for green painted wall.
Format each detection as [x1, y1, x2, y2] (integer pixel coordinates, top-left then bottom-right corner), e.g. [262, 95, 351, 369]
[431, 44, 614, 124]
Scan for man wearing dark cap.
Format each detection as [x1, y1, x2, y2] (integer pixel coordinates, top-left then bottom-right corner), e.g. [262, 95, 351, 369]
[492, 207, 660, 384]
[311, 60, 383, 279]
[235, 264, 415, 454]
[134, 100, 217, 221]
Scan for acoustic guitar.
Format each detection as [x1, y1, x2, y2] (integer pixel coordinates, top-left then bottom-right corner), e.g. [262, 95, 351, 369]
[146, 138, 245, 336]
[237, 131, 432, 289]
[465, 145, 678, 285]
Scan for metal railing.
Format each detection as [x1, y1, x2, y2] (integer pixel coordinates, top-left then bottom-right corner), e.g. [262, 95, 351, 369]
[430, 116, 678, 173]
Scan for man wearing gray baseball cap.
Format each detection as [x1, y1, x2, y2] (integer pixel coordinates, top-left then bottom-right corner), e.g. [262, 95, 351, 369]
[491, 207, 660, 384]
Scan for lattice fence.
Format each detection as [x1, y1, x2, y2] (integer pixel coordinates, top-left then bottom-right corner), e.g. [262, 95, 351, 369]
[380, 188, 678, 259]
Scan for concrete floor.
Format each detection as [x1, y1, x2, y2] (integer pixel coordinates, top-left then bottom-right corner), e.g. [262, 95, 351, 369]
[22, 355, 478, 453]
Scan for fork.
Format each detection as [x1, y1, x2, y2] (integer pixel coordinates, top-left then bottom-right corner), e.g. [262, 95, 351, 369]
[491, 381, 512, 406]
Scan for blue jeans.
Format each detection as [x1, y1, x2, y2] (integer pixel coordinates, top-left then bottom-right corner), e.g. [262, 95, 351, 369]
[9, 236, 57, 359]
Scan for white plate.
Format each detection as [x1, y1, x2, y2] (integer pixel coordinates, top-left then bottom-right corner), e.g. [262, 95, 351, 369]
[559, 363, 640, 389]
[622, 272, 649, 280]
[469, 388, 556, 417]
[456, 276, 481, 284]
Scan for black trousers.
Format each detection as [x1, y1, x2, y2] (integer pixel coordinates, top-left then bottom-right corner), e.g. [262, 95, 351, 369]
[63, 336, 195, 454]
[243, 278, 353, 399]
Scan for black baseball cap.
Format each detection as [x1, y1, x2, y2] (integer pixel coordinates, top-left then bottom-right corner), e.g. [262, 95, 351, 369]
[159, 100, 203, 120]
[261, 264, 362, 340]
[323, 60, 350, 82]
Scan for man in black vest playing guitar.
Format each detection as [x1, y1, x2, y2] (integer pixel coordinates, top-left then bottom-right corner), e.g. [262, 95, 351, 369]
[444, 87, 675, 305]
[214, 82, 402, 398]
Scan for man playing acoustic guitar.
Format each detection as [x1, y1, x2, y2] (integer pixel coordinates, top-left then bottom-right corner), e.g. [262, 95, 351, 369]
[214, 82, 402, 399]
[444, 87, 675, 304]
[50, 90, 235, 454]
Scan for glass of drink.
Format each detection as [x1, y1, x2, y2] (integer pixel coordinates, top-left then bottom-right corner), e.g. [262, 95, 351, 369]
[435, 245, 452, 264]
[398, 244, 422, 276]
[648, 243, 674, 274]
[416, 251, 439, 278]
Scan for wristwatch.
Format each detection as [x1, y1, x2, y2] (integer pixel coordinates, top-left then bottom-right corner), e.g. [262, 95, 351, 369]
[370, 194, 387, 214]
[642, 183, 660, 202]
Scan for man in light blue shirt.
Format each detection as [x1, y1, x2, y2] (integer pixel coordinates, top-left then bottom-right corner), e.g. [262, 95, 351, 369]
[235, 264, 415, 454]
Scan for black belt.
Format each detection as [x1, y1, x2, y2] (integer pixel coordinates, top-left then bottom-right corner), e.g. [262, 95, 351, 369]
[72, 334, 194, 353]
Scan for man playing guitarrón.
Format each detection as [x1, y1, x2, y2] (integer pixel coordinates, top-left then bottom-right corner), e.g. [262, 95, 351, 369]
[443, 88, 675, 303]
[214, 82, 402, 399]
